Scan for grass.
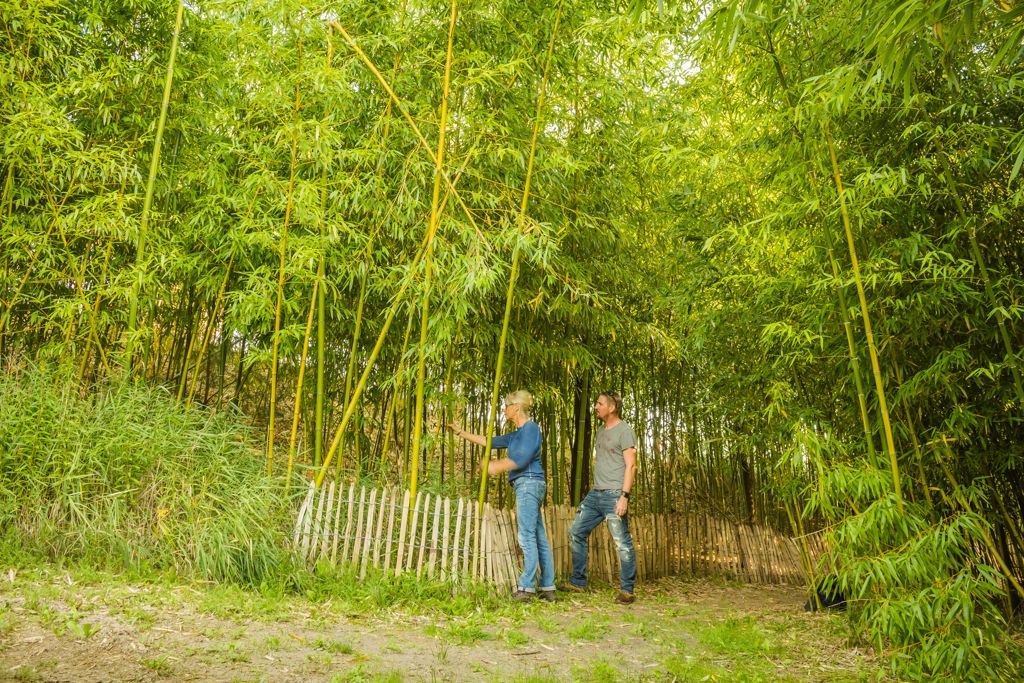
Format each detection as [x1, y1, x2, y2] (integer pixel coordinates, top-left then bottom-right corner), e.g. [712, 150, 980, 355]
[0, 366, 298, 587]
[314, 637, 355, 655]
[141, 654, 173, 676]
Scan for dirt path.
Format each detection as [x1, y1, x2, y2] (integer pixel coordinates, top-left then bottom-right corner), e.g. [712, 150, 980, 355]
[0, 567, 881, 682]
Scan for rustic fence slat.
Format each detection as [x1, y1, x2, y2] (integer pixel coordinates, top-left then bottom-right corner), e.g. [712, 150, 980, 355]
[309, 481, 329, 563]
[428, 495, 442, 578]
[452, 498, 464, 581]
[293, 482, 314, 552]
[340, 484, 356, 565]
[317, 481, 336, 562]
[372, 488, 388, 570]
[296, 483, 316, 557]
[440, 497, 451, 581]
[351, 486, 367, 567]
[359, 487, 377, 579]
[392, 489, 410, 576]
[415, 493, 431, 577]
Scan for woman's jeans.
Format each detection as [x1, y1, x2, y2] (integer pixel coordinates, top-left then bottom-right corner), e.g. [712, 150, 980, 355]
[568, 489, 637, 593]
[512, 477, 556, 592]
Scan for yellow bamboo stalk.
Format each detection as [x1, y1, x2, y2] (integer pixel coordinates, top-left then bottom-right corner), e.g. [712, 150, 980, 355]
[268, 36, 303, 476]
[477, 1, 563, 507]
[328, 20, 482, 239]
[285, 278, 320, 492]
[336, 268, 368, 478]
[410, 0, 458, 498]
[314, 223, 438, 487]
[823, 120, 902, 506]
[185, 257, 234, 408]
[125, 0, 185, 371]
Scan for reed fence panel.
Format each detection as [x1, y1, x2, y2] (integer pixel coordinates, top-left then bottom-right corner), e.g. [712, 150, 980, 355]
[293, 483, 817, 590]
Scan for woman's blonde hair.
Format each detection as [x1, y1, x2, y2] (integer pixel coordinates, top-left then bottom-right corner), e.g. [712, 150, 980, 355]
[505, 390, 534, 416]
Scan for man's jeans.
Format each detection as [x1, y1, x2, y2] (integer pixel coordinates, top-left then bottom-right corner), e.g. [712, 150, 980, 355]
[512, 478, 556, 592]
[568, 489, 637, 593]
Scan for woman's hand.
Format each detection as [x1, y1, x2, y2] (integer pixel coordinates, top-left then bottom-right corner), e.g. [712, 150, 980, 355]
[446, 423, 461, 435]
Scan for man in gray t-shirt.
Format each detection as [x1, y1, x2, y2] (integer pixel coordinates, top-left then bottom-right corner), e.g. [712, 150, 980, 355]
[564, 391, 638, 603]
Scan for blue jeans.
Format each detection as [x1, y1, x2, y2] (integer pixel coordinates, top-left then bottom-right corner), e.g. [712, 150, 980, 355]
[568, 489, 637, 593]
[512, 478, 556, 592]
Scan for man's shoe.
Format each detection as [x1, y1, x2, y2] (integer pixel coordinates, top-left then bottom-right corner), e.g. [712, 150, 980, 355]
[539, 590, 556, 603]
[512, 589, 536, 602]
[615, 591, 636, 604]
[562, 583, 586, 593]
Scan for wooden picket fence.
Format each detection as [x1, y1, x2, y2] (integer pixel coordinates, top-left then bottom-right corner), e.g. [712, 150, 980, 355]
[292, 482, 822, 590]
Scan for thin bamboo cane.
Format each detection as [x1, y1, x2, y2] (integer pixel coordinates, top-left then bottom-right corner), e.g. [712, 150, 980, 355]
[477, 2, 564, 507]
[360, 487, 377, 578]
[185, 258, 234, 409]
[315, 229, 440, 486]
[124, 0, 185, 370]
[823, 121, 902, 506]
[267, 36, 303, 476]
[938, 154, 1024, 403]
[336, 270, 368, 478]
[285, 278, 319, 491]
[410, 0, 458, 498]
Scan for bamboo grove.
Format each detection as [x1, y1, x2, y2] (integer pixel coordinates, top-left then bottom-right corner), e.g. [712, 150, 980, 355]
[3, 0, 1024, 677]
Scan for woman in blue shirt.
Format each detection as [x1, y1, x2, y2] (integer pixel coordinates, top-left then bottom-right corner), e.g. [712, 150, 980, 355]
[448, 390, 556, 602]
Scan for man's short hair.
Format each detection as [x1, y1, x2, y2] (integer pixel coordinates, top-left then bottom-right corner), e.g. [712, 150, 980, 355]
[600, 391, 623, 416]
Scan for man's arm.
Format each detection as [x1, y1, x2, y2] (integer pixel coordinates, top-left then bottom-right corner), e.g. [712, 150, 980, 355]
[616, 447, 637, 515]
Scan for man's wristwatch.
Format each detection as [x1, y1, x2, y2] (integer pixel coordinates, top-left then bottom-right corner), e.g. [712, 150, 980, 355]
[621, 492, 630, 500]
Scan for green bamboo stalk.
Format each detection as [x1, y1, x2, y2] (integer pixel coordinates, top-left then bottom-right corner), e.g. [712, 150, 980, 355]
[315, 251, 326, 466]
[186, 258, 233, 409]
[336, 267, 368, 477]
[314, 228, 439, 487]
[379, 315, 416, 484]
[937, 155, 1024, 405]
[286, 278, 319, 493]
[268, 36, 303, 477]
[477, 1, 563, 507]
[79, 240, 114, 385]
[328, 20, 482, 239]
[823, 120, 903, 506]
[124, 0, 185, 371]
[410, 0, 458, 498]
[936, 436, 1024, 597]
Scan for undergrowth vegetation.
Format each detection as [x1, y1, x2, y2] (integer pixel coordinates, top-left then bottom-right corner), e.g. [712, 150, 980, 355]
[0, 364, 296, 585]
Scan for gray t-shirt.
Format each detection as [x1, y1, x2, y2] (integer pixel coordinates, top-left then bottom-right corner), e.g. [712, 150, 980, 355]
[593, 421, 637, 490]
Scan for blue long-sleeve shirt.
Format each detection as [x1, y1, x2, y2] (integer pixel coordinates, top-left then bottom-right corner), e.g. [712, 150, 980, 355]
[490, 420, 545, 483]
